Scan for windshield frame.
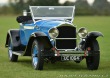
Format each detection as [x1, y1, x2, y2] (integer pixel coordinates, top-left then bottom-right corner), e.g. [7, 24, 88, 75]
[29, 6, 75, 23]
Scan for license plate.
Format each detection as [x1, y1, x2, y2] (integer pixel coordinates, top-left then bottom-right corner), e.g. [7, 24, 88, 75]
[61, 56, 81, 61]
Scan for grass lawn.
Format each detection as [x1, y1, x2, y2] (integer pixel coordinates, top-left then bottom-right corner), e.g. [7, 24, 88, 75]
[0, 16, 110, 78]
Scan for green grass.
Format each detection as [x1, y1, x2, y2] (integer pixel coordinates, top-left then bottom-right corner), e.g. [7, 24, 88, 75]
[0, 16, 110, 78]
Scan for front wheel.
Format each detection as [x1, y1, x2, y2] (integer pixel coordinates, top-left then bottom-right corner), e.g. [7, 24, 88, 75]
[86, 40, 100, 70]
[8, 38, 18, 62]
[31, 40, 44, 70]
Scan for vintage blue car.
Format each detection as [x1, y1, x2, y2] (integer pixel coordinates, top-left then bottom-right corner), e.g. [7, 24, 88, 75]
[5, 6, 103, 70]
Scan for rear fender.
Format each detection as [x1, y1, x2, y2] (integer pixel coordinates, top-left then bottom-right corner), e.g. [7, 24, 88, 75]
[5, 29, 25, 51]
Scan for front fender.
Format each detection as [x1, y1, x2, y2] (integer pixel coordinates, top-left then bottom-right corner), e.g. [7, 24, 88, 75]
[80, 31, 103, 50]
[23, 32, 53, 56]
[87, 31, 103, 39]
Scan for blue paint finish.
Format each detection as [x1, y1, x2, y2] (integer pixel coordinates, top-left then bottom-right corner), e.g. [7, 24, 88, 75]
[24, 29, 35, 42]
[20, 30, 27, 45]
[19, 19, 70, 46]
[36, 19, 64, 28]
[35, 19, 66, 38]
[20, 23, 38, 45]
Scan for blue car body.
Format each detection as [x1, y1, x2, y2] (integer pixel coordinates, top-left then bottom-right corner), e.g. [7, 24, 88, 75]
[20, 19, 71, 46]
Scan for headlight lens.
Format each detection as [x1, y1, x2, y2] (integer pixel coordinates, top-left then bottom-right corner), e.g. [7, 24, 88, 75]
[78, 27, 88, 38]
[49, 28, 59, 39]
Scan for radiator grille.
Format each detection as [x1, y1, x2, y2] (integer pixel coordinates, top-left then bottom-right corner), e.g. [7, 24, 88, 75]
[55, 26, 76, 50]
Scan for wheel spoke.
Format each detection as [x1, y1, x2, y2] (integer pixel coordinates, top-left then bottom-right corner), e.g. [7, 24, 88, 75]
[33, 57, 38, 66]
[32, 44, 38, 67]
[31, 40, 44, 70]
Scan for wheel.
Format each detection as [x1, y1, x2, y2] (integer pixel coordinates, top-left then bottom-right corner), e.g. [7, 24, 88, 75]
[31, 40, 44, 70]
[8, 38, 18, 62]
[86, 40, 100, 70]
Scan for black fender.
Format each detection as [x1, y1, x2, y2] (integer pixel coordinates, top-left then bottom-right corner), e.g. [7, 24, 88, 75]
[5, 29, 25, 51]
[87, 31, 103, 39]
[24, 32, 53, 56]
[86, 31, 103, 43]
[80, 31, 103, 50]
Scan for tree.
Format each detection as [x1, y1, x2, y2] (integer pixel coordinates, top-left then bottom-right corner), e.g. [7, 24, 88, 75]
[92, 0, 110, 15]
[74, 0, 92, 15]
[9, 0, 26, 14]
[9, 0, 60, 14]
[27, 0, 60, 6]
[63, 1, 75, 6]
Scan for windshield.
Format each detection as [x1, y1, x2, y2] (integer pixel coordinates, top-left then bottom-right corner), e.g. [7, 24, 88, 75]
[29, 6, 75, 20]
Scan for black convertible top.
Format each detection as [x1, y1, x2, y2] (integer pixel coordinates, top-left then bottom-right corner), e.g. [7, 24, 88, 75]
[16, 16, 32, 23]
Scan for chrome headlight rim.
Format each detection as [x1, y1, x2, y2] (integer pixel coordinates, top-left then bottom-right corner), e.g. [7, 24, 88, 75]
[48, 27, 59, 39]
[78, 27, 88, 38]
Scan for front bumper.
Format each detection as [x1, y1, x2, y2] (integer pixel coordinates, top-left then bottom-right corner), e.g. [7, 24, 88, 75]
[42, 49, 99, 57]
[54, 50, 87, 57]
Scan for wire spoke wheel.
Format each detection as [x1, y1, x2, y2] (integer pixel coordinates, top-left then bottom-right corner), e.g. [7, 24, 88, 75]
[31, 40, 44, 70]
[32, 45, 38, 68]
[8, 38, 18, 62]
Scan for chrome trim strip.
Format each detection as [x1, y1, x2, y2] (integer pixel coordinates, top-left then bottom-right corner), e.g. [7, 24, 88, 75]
[29, 6, 36, 24]
[12, 51, 23, 56]
[56, 38, 77, 39]
[56, 23, 76, 28]
[59, 51, 84, 54]
[56, 49, 76, 50]
[24, 26, 34, 29]
[55, 54, 87, 56]
[55, 50, 88, 56]
[60, 54, 85, 56]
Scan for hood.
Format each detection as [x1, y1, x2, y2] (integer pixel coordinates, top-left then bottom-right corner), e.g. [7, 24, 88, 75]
[35, 19, 71, 28]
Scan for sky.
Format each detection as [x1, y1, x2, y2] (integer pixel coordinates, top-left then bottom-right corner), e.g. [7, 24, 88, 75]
[0, 0, 8, 3]
[0, 0, 110, 4]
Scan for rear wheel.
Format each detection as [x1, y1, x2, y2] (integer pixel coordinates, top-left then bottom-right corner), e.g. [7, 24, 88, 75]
[31, 40, 44, 70]
[86, 40, 100, 70]
[8, 38, 18, 62]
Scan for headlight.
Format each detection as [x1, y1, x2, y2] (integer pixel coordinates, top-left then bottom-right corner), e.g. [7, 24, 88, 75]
[49, 28, 59, 39]
[78, 27, 88, 38]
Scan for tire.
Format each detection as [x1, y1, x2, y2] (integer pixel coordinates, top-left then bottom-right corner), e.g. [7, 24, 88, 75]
[8, 38, 18, 62]
[86, 40, 100, 70]
[31, 40, 44, 70]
